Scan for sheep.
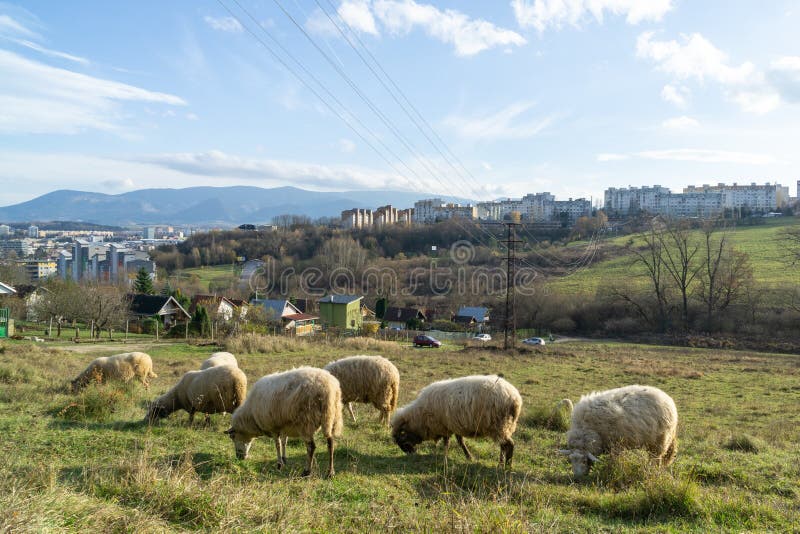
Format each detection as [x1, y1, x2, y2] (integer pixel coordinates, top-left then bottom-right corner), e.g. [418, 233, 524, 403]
[225, 367, 343, 478]
[390, 375, 522, 467]
[558, 385, 679, 478]
[71, 352, 157, 392]
[200, 351, 238, 370]
[323, 355, 399, 425]
[145, 365, 247, 425]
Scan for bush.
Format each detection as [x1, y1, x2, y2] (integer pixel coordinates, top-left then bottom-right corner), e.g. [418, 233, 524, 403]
[55, 382, 135, 422]
[523, 399, 571, 431]
[723, 434, 762, 453]
[550, 317, 576, 333]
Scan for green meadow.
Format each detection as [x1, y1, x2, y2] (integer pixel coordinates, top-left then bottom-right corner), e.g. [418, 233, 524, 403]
[550, 218, 800, 295]
[1, 337, 798, 532]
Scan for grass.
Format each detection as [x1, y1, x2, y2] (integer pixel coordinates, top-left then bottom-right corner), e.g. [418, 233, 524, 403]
[174, 265, 241, 293]
[551, 218, 800, 294]
[1, 337, 798, 531]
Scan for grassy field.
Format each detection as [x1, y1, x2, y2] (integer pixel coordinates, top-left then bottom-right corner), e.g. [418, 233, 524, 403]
[550, 218, 800, 295]
[1, 338, 798, 532]
[173, 265, 241, 293]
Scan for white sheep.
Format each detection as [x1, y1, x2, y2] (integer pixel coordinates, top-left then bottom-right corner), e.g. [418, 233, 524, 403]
[323, 355, 399, 425]
[145, 365, 247, 425]
[559, 385, 679, 477]
[225, 367, 343, 477]
[391, 375, 522, 467]
[200, 351, 238, 370]
[71, 352, 157, 392]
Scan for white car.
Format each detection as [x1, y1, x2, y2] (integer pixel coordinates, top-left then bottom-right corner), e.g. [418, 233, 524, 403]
[473, 334, 492, 341]
[522, 337, 546, 346]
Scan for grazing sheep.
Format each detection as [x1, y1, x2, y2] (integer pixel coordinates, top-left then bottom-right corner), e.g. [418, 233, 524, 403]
[71, 352, 157, 392]
[225, 367, 343, 477]
[201, 351, 238, 370]
[323, 355, 399, 425]
[145, 365, 247, 425]
[559, 385, 679, 478]
[391, 375, 522, 467]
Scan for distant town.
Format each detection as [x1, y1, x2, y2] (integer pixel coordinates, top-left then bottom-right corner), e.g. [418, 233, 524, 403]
[0, 180, 797, 284]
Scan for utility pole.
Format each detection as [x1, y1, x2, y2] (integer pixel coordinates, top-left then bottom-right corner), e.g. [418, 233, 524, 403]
[500, 222, 522, 350]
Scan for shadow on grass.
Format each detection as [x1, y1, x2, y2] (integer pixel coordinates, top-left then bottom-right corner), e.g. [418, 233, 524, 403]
[47, 418, 149, 432]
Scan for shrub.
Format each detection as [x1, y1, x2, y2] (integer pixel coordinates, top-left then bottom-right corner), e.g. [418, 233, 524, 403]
[723, 434, 762, 453]
[55, 382, 135, 422]
[523, 400, 571, 431]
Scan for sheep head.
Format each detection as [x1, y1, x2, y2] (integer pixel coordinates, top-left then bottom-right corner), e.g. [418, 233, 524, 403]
[225, 427, 254, 460]
[392, 424, 423, 454]
[144, 402, 169, 424]
[558, 449, 598, 478]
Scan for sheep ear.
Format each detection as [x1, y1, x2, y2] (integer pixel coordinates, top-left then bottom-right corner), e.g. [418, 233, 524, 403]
[557, 449, 571, 455]
[587, 452, 599, 463]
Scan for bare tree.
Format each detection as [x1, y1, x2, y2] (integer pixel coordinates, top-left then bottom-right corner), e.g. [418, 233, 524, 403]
[79, 284, 128, 337]
[657, 219, 702, 330]
[695, 224, 754, 330]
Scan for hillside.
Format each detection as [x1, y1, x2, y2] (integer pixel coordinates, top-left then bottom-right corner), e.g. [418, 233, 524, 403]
[0, 186, 470, 226]
[549, 218, 800, 294]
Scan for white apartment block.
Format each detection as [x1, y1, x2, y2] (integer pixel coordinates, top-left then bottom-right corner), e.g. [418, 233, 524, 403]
[605, 182, 789, 218]
[341, 208, 373, 229]
[412, 199, 477, 223]
[477, 192, 589, 223]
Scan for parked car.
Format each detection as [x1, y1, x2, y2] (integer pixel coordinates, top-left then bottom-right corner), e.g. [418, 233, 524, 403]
[413, 334, 442, 348]
[522, 337, 546, 346]
[473, 333, 492, 342]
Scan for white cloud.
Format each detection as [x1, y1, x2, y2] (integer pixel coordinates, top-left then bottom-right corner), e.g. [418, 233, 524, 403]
[2, 36, 89, 64]
[661, 116, 699, 130]
[660, 84, 689, 107]
[636, 32, 756, 85]
[338, 138, 357, 153]
[186, 112, 199, 120]
[203, 16, 243, 33]
[511, 0, 673, 32]
[307, 1, 525, 55]
[101, 177, 135, 190]
[338, 0, 379, 35]
[374, 0, 526, 56]
[0, 49, 185, 135]
[598, 148, 776, 165]
[138, 150, 411, 191]
[768, 56, 800, 102]
[443, 101, 553, 140]
[637, 31, 785, 114]
[0, 14, 38, 38]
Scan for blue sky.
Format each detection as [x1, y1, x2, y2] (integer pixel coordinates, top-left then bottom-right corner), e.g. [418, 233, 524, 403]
[1, 0, 799, 206]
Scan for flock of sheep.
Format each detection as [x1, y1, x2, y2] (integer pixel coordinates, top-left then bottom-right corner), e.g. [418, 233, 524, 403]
[70, 351, 679, 478]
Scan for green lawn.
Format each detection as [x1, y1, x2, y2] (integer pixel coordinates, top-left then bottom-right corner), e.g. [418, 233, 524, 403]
[1, 337, 798, 531]
[172, 265, 241, 293]
[551, 218, 800, 295]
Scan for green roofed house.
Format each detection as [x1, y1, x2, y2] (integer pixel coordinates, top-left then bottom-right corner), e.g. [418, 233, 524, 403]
[318, 295, 363, 330]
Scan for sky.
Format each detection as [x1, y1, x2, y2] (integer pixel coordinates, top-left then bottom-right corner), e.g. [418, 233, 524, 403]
[1, 0, 799, 206]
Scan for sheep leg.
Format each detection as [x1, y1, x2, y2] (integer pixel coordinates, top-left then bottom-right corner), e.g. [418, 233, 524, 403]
[347, 402, 357, 423]
[500, 439, 514, 468]
[302, 439, 316, 477]
[442, 435, 451, 465]
[456, 435, 473, 461]
[326, 437, 335, 478]
[188, 410, 195, 425]
[274, 438, 285, 470]
[204, 414, 211, 426]
[281, 436, 288, 465]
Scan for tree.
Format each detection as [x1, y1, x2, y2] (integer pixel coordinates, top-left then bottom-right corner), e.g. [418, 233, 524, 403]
[657, 220, 702, 330]
[192, 305, 211, 337]
[618, 222, 672, 331]
[79, 284, 128, 337]
[695, 225, 754, 330]
[134, 267, 154, 294]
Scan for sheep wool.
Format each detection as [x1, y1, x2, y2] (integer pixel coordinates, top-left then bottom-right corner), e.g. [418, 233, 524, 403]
[146, 365, 247, 424]
[323, 355, 400, 425]
[200, 352, 238, 370]
[71, 352, 157, 392]
[226, 367, 343, 478]
[391, 375, 522, 467]
[561, 384, 678, 478]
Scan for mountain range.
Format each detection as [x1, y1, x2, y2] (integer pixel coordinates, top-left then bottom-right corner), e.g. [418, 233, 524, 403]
[0, 186, 470, 226]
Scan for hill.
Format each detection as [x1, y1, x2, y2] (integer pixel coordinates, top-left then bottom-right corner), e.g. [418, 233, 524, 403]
[0, 186, 470, 226]
[550, 218, 800, 294]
